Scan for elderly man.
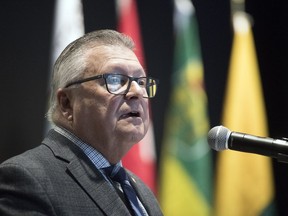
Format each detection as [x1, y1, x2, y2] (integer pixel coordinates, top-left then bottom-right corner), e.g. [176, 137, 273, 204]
[0, 29, 162, 216]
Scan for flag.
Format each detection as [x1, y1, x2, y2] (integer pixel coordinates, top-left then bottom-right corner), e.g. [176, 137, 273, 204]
[214, 12, 276, 216]
[116, 0, 157, 194]
[51, 0, 84, 67]
[45, 0, 84, 132]
[159, 0, 212, 215]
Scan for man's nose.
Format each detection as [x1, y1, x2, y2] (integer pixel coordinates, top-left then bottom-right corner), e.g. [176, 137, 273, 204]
[125, 81, 144, 99]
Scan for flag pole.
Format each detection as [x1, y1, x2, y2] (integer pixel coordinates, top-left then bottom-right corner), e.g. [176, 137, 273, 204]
[231, 0, 245, 13]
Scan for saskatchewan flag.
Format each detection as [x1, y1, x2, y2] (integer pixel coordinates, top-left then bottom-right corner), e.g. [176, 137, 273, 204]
[159, 0, 212, 215]
[214, 12, 276, 216]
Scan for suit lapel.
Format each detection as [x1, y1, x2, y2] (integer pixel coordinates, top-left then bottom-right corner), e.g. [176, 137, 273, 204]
[67, 157, 131, 216]
[128, 174, 150, 210]
[43, 130, 131, 216]
[127, 170, 163, 216]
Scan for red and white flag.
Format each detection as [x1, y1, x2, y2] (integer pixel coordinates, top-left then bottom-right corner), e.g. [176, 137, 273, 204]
[116, 0, 157, 194]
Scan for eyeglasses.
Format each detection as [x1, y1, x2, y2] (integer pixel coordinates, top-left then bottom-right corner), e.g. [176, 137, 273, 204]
[65, 73, 159, 98]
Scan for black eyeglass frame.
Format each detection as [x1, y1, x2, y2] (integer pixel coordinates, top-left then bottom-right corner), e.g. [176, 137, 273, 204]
[64, 73, 159, 98]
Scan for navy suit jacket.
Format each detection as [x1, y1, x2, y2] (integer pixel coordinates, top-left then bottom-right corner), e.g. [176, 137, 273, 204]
[0, 129, 163, 216]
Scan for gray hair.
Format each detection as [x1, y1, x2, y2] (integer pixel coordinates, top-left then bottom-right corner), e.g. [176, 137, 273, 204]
[46, 29, 135, 122]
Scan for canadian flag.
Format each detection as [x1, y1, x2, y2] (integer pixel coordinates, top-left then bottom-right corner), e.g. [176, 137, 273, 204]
[116, 0, 157, 194]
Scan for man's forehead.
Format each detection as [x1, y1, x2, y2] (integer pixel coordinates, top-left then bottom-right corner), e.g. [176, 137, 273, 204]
[99, 57, 144, 73]
[87, 45, 138, 61]
[87, 45, 143, 73]
[85, 51, 144, 76]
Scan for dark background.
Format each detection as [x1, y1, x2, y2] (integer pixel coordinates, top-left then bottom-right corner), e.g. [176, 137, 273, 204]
[1, 0, 288, 214]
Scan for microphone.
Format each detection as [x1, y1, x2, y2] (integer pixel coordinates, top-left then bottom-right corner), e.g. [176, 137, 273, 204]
[207, 125, 288, 162]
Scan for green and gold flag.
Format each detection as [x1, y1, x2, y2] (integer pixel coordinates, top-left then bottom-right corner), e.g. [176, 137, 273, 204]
[159, 0, 212, 215]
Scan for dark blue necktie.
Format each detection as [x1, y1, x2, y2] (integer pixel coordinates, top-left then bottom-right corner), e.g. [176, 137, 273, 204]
[103, 166, 145, 216]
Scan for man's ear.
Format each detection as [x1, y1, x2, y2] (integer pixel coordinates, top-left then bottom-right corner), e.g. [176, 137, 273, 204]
[57, 88, 73, 120]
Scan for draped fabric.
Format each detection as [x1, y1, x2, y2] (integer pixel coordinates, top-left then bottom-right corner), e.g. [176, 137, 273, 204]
[116, 0, 157, 194]
[159, 0, 212, 215]
[214, 12, 276, 216]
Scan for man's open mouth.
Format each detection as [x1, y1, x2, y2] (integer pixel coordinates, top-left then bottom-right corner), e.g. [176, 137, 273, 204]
[121, 111, 140, 118]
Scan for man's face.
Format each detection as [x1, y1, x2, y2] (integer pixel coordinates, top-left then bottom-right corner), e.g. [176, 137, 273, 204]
[69, 46, 149, 162]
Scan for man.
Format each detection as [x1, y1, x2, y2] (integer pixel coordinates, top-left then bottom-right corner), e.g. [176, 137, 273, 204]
[0, 29, 162, 216]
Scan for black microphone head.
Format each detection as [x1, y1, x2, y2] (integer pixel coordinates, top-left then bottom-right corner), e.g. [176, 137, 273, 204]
[207, 126, 231, 151]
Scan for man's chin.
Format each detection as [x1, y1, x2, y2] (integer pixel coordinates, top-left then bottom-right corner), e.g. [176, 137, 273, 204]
[122, 129, 146, 143]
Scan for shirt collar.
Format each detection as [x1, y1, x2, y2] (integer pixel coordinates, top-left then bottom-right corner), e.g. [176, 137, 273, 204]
[53, 126, 122, 169]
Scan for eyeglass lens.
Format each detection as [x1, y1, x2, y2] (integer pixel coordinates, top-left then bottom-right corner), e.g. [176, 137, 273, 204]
[105, 74, 157, 98]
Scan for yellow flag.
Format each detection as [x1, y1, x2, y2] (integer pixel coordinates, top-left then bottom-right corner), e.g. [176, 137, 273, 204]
[214, 12, 275, 216]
